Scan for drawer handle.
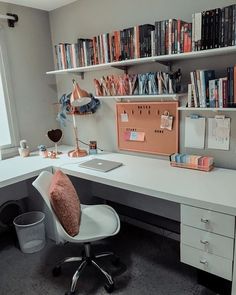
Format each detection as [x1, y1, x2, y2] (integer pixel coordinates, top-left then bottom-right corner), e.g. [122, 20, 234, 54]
[200, 240, 209, 245]
[200, 259, 208, 266]
[201, 218, 209, 224]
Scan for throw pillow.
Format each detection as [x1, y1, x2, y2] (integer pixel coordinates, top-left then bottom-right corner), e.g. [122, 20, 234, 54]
[49, 170, 81, 236]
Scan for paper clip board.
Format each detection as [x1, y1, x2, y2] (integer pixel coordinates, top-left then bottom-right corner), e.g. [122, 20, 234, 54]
[116, 101, 179, 156]
[184, 116, 206, 149]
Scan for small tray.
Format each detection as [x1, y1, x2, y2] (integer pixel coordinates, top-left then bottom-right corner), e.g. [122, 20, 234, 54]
[170, 162, 214, 172]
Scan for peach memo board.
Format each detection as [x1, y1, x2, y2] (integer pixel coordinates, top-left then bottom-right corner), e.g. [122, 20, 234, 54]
[116, 101, 179, 156]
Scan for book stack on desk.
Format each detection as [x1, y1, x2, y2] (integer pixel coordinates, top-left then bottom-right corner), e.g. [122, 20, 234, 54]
[170, 153, 214, 172]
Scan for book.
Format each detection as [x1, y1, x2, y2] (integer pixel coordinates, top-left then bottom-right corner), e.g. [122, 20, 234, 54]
[209, 79, 216, 108]
[234, 65, 236, 103]
[194, 12, 202, 50]
[190, 71, 199, 107]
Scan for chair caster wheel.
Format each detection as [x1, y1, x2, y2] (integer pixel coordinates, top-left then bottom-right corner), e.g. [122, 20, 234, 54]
[104, 282, 114, 293]
[52, 266, 61, 277]
[65, 291, 76, 295]
[111, 256, 120, 267]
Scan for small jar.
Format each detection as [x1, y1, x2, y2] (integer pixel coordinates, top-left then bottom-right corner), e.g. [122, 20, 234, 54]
[89, 141, 97, 155]
[38, 145, 48, 158]
[39, 150, 48, 158]
[18, 147, 30, 157]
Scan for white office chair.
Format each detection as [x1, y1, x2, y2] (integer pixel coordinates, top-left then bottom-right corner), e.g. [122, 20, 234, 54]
[32, 171, 121, 295]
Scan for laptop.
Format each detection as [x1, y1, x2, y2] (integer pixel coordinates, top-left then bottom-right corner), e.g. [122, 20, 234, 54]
[79, 158, 123, 172]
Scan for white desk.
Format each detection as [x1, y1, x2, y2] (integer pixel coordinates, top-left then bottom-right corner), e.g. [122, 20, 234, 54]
[61, 152, 236, 216]
[1, 145, 236, 294]
[0, 146, 76, 188]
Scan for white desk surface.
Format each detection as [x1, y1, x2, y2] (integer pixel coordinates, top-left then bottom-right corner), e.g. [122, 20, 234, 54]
[0, 146, 75, 188]
[1, 145, 236, 216]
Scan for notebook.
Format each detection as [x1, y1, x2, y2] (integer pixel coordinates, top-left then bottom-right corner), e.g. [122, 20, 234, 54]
[79, 159, 122, 172]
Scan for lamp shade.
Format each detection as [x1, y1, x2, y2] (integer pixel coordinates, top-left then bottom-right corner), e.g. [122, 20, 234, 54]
[70, 80, 91, 107]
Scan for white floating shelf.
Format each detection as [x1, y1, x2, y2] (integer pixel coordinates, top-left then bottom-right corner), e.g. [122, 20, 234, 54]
[96, 94, 185, 100]
[46, 46, 236, 75]
[178, 107, 236, 111]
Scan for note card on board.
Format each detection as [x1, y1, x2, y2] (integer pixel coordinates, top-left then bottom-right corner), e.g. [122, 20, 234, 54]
[184, 117, 206, 149]
[124, 131, 145, 141]
[207, 117, 230, 150]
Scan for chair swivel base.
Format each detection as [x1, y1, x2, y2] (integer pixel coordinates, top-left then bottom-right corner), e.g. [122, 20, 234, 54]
[52, 243, 119, 294]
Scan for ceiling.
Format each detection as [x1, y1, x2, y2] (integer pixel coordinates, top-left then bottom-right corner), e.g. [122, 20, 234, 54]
[0, 0, 78, 11]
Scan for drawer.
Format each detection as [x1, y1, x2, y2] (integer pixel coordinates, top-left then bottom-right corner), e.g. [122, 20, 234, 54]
[181, 244, 232, 281]
[181, 204, 235, 238]
[181, 224, 234, 260]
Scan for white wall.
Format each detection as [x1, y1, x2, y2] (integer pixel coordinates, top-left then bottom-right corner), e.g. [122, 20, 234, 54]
[49, 0, 236, 169]
[0, 2, 58, 150]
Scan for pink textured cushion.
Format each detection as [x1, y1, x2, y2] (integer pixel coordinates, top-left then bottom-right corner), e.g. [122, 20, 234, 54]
[49, 170, 81, 236]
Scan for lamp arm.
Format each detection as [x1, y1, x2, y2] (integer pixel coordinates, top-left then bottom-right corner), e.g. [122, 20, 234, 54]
[72, 113, 79, 150]
[73, 126, 80, 150]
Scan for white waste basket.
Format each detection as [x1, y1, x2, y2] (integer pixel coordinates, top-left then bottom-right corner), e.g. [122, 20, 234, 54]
[13, 211, 46, 254]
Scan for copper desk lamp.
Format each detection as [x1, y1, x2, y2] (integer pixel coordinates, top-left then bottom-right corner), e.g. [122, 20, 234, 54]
[68, 79, 91, 158]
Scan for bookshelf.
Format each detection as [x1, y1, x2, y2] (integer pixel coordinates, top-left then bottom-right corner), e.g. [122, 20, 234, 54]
[46, 45, 236, 77]
[95, 94, 184, 101]
[178, 107, 236, 112]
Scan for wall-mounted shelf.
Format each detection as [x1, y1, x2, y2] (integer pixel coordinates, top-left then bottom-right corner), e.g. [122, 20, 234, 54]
[178, 107, 236, 112]
[96, 94, 185, 100]
[46, 45, 236, 77]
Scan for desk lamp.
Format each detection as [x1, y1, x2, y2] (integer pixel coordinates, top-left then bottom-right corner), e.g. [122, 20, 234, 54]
[68, 79, 91, 158]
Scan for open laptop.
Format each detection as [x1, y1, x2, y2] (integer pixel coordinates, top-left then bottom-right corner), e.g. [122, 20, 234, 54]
[79, 158, 123, 172]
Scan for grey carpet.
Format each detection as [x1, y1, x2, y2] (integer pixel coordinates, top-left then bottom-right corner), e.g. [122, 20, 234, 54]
[0, 223, 216, 295]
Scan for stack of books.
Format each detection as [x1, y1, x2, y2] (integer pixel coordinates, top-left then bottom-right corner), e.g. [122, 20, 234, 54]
[188, 66, 236, 108]
[170, 153, 214, 172]
[94, 71, 181, 97]
[192, 4, 236, 51]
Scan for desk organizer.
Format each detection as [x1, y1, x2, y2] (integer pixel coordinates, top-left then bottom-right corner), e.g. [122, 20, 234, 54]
[169, 153, 214, 172]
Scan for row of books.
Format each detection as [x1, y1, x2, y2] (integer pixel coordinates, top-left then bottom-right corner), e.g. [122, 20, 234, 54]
[154, 20, 192, 56]
[188, 66, 236, 108]
[54, 4, 236, 70]
[93, 71, 181, 97]
[54, 19, 191, 70]
[192, 4, 236, 51]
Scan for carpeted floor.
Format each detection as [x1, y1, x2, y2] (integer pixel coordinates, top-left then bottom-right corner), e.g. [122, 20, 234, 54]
[0, 223, 216, 295]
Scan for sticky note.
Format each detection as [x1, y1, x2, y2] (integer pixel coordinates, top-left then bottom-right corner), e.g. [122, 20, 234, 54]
[136, 132, 145, 141]
[130, 131, 138, 141]
[124, 131, 131, 141]
[121, 113, 129, 122]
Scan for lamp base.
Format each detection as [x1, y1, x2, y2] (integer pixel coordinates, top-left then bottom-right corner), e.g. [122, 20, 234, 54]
[68, 148, 87, 158]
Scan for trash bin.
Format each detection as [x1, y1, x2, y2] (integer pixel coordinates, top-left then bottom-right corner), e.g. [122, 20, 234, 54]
[13, 211, 46, 254]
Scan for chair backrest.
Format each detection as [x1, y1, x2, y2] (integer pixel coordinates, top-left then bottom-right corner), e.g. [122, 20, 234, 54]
[32, 171, 67, 243]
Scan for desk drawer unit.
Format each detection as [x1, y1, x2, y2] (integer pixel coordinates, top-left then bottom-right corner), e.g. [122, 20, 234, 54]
[180, 204, 235, 281]
[181, 244, 232, 281]
[181, 204, 235, 238]
[181, 224, 234, 260]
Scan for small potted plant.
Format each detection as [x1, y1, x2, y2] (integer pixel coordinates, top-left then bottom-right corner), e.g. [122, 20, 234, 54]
[38, 145, 48, 158]
[18, 140, 30, 157]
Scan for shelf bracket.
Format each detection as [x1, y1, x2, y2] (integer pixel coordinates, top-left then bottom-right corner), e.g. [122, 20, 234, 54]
[112, 65, 129, 74]
[155, 61, 173, 72]
[71, 72, 84, 79]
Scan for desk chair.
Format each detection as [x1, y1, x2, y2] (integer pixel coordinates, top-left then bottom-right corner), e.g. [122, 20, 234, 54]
[32, 171, 120, 295]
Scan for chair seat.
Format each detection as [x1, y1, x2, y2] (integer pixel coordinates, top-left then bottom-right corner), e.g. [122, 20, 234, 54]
[64, 205, 119, 243]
